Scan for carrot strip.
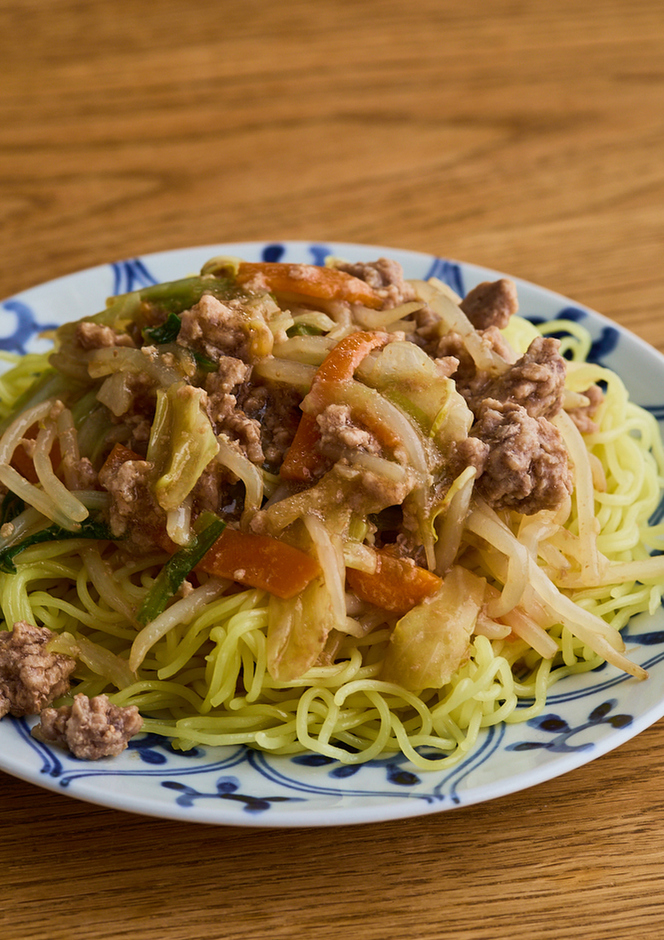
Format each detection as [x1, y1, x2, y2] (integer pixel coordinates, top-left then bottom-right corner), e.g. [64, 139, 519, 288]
[10, 441, 39, 484]
[346, 549, 442, 615]
[197, 528, 320, 599]
[309, 330, 387, 393]
[98, 442, 144, 478]
[279, 331, 388, 482]
[10, 424, 62, 484]
[236, 262, 383, 309]
[279, 413, 326, 482]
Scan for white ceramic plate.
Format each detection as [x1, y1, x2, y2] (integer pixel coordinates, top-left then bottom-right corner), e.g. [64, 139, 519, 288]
[1, 241, 664, 828]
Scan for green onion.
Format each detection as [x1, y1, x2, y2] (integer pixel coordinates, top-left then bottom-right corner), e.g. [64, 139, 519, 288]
[191, 350, 218, 373]
[0, 519, 115, 574]
[143, 311, 182, 345]
[142, 313, 217, 373]
[137, 275, 235, 318]
[286, 322, 325, 337]
[135, 515, 226, 625]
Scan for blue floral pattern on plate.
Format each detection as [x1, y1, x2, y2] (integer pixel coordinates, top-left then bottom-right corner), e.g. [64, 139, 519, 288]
[0, 299, 58, 354]
[1, 241, 663, 827]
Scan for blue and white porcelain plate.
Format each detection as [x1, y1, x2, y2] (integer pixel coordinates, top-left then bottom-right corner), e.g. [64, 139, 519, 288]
[1, 241, 664, 828]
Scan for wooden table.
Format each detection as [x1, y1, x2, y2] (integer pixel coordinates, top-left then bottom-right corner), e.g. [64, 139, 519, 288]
[2, 1, 664, 937]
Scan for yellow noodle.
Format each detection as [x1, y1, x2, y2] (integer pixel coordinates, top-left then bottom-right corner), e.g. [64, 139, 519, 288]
[0, 294, 663, 771]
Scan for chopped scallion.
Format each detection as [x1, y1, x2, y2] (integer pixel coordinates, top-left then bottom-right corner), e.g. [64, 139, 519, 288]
[0, 519, 115, 574]
[135, 516, 226, 625]
[286, 322, 325, 337]
[143, 311, 182, 345]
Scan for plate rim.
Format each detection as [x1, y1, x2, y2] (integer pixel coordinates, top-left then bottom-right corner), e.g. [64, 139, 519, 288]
[2, 238, 664, 828]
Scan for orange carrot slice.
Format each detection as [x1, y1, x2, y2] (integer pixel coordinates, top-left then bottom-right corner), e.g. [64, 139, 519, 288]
[309, 330, 388, 395]
[10, 423, 62, 484]
[98, 442, 144, 478]
[346, 549, 442, 615]
[197, 528, 320, 599]
[10, 441, 39, 484]
[236, 262, 383, 309]
[279, 413, 326, 482]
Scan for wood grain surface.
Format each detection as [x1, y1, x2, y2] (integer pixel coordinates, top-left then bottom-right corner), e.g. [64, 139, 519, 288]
[2, 1, 664, 937]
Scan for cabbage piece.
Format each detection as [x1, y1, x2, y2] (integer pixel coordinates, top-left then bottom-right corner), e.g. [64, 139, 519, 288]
[304, 513, 348, 626]
[252, 357, 317, 394]
[272, 334, 336, 365]
[381, 566, 485, 692]
[200, 255, 242, 278]
[287, 310, 336, 336]
[267, 577, 336, 681]
[357, 340, 472, 447]
[151, 384, 219, 512]
[215, 434, 264, 518]
[433, 466, 477, 574]
[47, 631, 135, 689]
[96, 371, 139, 417]
[87, 346, 186, 387]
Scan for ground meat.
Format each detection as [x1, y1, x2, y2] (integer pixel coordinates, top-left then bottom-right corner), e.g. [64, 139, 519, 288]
[191, 460, 239, 517]
[250, 461, 417, 537]
[434, 326, 516, 403]
[470, 336, 566, 419]
[112, 372, 156, 418]
[334, 258, 417, 308]
[124, 416, 153, 449]
[335, 461, 418, 517]
[0, 622, 76, 718]
[459, 279, 519, 331]
[240, 382, 303, 470]
[33, 693, 143, 760]
[449, 435, 490, 480]
[316, 404, 383, 463]
[209, 355, 252, 394]
[205, 358, 264, 465]
[567, 384, 604, 434]
[75, 321, 135, 350]
[410, 304, 443, 349]
[471, 398, 573, 514]
[373, 522, 428, 568]
[433, 330, 475, 380]
[177, 293, 251, 362]
[98, 456, 165, 550]
[432, 355, 461, 379]
[480, 325, 518, 363]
